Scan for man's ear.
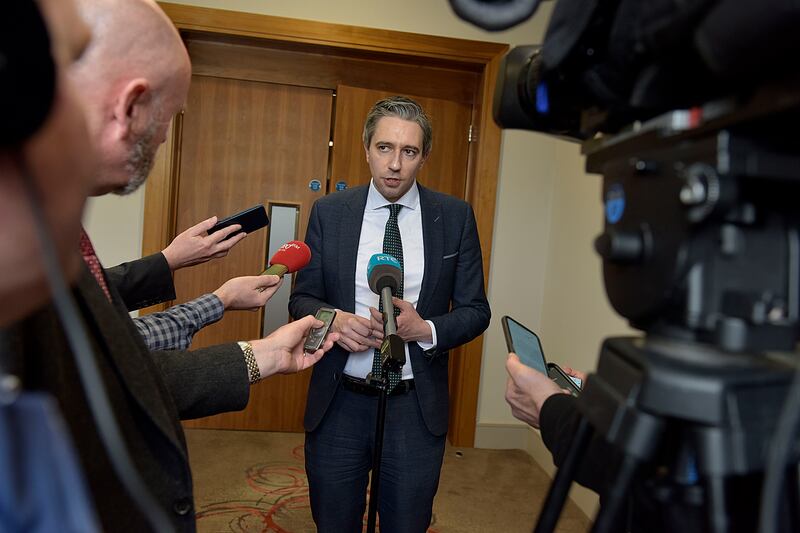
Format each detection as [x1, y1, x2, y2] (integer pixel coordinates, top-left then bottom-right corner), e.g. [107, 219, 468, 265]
[111, 77, 150, 140]
[364, 143, 370, 164]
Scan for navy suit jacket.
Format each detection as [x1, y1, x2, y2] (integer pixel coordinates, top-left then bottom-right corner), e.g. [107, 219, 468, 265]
[289, 183, 491, 436]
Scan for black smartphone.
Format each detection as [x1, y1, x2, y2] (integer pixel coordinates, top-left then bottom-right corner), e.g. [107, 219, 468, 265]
[501, 315, 581, 396]
[304, 307, 337, 353]
[208, 205, 269, 239]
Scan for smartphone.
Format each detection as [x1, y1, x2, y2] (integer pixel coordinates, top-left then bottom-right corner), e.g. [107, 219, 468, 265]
[208, 205, 269, 239]
[304, 307, 337, 353]
[501, 315, 581, 396]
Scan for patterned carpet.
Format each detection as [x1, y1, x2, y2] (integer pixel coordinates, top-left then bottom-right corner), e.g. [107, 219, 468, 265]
[186, 428, 590, 533]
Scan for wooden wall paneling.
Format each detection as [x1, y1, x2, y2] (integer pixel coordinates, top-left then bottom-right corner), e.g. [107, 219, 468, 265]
[175, 77, 333, 431]
[140, 117, 181, 315]
[447, 53, 506, 446]
[160, 3, 505, 65]
[186, 38, 479, 105]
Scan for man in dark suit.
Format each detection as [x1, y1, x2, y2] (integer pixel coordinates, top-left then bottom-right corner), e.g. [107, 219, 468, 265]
[289, 96, 491, 532]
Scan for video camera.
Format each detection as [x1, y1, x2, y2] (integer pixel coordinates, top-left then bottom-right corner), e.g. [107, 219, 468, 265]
[450, 0, 800, 532]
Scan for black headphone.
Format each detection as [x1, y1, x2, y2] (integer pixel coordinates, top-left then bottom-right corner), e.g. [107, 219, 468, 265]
[0, 0, 56, 147]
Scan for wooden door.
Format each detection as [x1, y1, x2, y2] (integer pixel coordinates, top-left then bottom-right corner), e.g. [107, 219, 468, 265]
[177, 75, 332, 431]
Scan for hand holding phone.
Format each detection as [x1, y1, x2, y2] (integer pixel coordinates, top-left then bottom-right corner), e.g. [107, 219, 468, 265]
[208, 205, 269, 240]
[304, 308, 337, 353]
[501, 315, 581, 397]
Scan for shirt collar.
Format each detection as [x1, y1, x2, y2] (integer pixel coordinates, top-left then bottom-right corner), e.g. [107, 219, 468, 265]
[367, 179, 420, 211]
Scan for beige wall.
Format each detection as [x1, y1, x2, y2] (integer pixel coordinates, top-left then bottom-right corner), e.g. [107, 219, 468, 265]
[85, 0, 636, 518]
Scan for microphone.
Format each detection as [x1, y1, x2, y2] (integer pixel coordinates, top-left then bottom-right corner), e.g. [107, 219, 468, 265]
[366, 254, 405, 375]
[261, 240, 311, 277]
[367, 254, 402, 335]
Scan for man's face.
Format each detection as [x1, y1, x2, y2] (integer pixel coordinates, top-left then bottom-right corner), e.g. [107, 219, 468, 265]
[365, 116, 427, 203]
[0, 0, 96, 325]
[114, 66, 190, 196]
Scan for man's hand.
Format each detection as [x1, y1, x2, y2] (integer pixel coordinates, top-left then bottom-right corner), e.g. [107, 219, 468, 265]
[331, 310, 382, 352]
[212, 275, 282, 311]
[505, 352, 565, 428]
[561, 366, 587, 383]
[161, 216, 247, 271]
[368, 297, 432, 343]
[249, 315, 339, 378]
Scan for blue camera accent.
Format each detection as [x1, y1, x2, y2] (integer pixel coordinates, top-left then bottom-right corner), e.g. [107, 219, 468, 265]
[605, 183, 625, 224]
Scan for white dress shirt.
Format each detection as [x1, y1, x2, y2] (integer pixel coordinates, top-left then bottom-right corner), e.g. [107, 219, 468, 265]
[342, 180, 437, 380]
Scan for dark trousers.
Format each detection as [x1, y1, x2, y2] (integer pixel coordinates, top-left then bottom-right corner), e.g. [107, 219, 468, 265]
[305, 385, 446, 533]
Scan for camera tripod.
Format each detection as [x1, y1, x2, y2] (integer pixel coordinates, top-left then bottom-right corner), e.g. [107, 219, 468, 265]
[535, 336, 800, 533]
[534, 82, 800, 532]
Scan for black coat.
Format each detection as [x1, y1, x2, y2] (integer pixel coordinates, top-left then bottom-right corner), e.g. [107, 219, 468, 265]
[4, 266, 249, 531]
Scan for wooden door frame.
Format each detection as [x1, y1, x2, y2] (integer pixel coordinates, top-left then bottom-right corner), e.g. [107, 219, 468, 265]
[144, 2, 507, 447]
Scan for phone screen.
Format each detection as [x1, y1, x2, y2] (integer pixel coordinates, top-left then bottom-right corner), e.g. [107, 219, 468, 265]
[503, 317, 548, 375]
[316, 308, 335, 324]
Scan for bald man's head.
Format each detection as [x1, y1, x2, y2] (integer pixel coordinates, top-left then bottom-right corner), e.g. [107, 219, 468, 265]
[72, 0, 191, 196]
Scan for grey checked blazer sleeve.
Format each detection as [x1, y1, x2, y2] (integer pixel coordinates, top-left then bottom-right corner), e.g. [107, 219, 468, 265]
[133, 293, 224, 351]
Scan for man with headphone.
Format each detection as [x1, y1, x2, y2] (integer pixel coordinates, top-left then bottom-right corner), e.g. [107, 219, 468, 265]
[1, 1, 103, 530]
[0, 0, 95, 327]
[3, 0, 340, 530]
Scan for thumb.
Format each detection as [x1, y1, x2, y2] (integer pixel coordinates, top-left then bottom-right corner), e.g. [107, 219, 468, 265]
[256, 274, 281, 288]
[506, 353, 522, 374]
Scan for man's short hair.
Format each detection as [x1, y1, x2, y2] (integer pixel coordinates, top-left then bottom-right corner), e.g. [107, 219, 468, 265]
[362, 96, 432, 157]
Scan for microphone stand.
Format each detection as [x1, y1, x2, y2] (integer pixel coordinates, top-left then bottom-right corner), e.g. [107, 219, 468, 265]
[365, 286, 405, 533]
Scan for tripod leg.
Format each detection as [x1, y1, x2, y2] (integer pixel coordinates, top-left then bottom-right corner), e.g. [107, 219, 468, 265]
[782, 465, 800, 532]
[366, 385, 389, 533]
[706, 474, 729, 533]
[534, 417, 593, 533]
[591, 454, 639, 533]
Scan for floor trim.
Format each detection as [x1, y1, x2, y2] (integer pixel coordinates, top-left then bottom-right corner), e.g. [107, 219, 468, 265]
[474, 421, 599, 519]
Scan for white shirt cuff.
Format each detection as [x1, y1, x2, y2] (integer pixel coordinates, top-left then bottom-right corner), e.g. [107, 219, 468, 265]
[416, 320, 437, 350]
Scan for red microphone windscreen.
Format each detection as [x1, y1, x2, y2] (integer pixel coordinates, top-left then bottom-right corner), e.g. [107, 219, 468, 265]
[269, 241, 311, 273]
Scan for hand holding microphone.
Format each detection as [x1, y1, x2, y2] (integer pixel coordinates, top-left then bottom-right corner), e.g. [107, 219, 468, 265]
[258, 240, 311, 292]
[366, 254, 432, 343]
[366, 253, 407, 374]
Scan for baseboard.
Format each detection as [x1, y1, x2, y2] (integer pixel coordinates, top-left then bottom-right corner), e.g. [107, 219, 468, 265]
[474, 421, 599, 519]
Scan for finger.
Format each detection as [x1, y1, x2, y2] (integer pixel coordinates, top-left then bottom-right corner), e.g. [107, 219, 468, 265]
[368, 307, 383, 322]
[298, 314, 320, 332]
[194, 216, 218, 233]
[302, 349, 325, 367]
[216, 230, 246, 251]
[209, 224, 242, 242]
[336, 334, 363, 352]
[391, 297, 408, 309]
[348, 317, 373, 337]
[324, 332, 340, 347]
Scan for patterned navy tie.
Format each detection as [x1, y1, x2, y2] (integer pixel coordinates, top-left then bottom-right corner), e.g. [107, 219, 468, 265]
[372, 203, 403, 391]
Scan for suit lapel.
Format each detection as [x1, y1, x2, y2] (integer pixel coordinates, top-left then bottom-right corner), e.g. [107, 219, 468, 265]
[337, 188, 368, 313]
[418, 185, 443, 317]
[75, 268, 186, 456]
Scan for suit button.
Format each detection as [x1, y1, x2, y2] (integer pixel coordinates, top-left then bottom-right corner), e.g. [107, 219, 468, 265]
[173, 498, 192, 516]
[333, 371, 340, 381]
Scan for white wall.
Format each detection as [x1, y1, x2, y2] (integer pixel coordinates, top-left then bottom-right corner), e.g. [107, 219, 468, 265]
[85, 0, 637, 518]
[83, 188, 146, 268]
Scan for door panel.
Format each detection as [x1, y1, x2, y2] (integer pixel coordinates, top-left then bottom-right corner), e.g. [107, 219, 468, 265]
[177, 75, 332, 431]
[330, 86, 472, 199]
